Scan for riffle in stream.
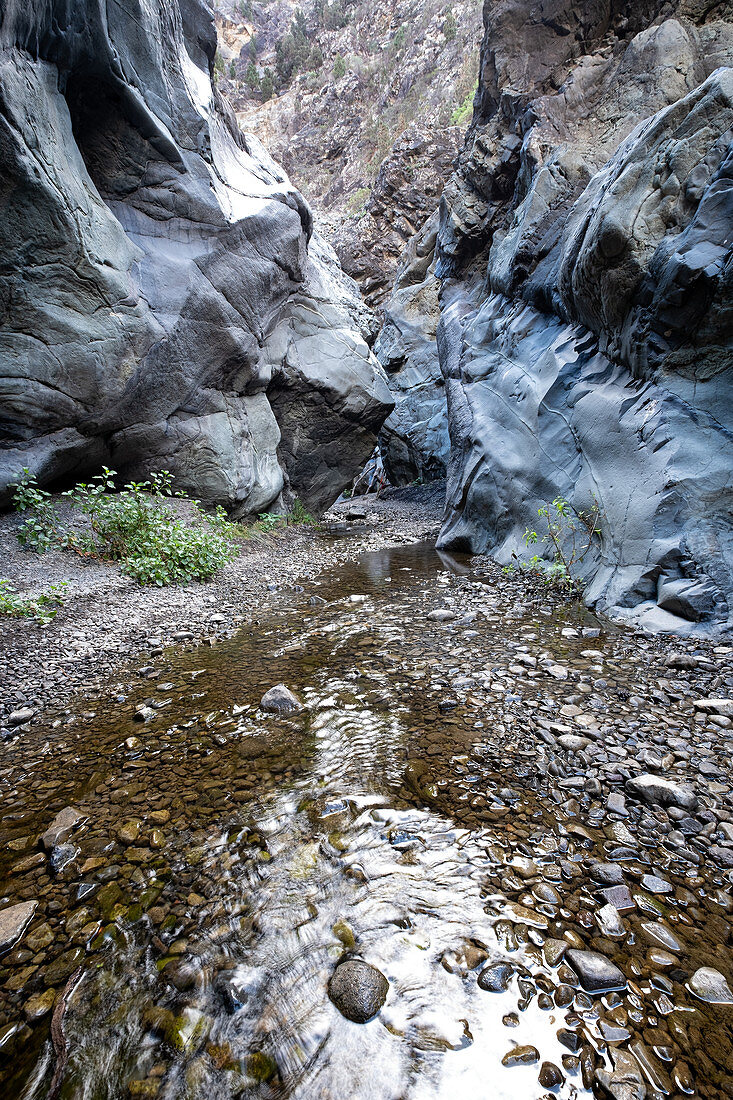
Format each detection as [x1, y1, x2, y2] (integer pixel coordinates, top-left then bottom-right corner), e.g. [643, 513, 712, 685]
[1, 542, 732, 1098]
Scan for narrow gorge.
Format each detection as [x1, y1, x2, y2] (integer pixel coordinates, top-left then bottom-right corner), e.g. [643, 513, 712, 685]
[1, 2, 732, 1099]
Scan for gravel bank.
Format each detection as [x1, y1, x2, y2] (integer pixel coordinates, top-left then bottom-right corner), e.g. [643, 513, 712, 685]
[0, 486, 443, 731]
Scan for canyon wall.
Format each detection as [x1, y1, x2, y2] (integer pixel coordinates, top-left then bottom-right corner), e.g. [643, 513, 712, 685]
[383, 0, 733, 633]
[0, 0, 393, 516]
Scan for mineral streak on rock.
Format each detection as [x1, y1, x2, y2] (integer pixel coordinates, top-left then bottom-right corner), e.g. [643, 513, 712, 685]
[379, 1, 733, 634]
[0, 0, 393, 516]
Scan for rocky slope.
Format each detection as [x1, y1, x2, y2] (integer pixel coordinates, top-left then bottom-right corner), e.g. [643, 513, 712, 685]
[0, 0, 393, 516]
[213, 0, 483, 305]
[381, 0, 733, 634]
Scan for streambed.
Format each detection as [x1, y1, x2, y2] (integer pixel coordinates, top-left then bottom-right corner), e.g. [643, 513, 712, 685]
[1, 542, 732, 1099]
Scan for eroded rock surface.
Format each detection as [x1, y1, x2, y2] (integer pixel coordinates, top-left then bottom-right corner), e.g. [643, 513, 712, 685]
[0, 0, 393, 515]
[380, 0, 733, 633]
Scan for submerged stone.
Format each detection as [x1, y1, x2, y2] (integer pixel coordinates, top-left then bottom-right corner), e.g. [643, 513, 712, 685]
[477, 961, 513, 992]
[327, 959, 389, 1023]
[687, 967, 733, 1004]
[0, 900, 37, 952]
[565, 949, 626, 993]
[260, 685, 304, 714]
[39, 806, 85, 851]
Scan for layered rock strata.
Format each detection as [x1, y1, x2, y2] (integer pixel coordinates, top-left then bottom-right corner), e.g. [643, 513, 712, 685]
[0, 0, 393, 515]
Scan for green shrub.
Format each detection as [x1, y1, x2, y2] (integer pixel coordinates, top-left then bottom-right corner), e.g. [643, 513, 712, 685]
[506, 496, 602, 592]
[308, 45, 324, 72]
[253, 498, 317, 533]
[451, 88, 475, 126]
[333, 54, 346, 79]
[0, 579, 67, 624]
[348, 186, 370, 214]
[289, 499, 317, 526]
[390, 25, 407, 52]
[12, 470, 67, 553]
[260, 68, 275, 100]
[245, 59, 260, 91]
[10, 468, 241, 587]
[443, 9, 457, 41]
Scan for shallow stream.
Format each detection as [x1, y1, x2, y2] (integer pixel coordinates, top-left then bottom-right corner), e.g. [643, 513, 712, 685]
[1, 542, 732, 1099]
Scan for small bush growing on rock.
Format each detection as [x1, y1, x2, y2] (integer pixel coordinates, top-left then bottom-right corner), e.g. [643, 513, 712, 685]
[443, 9, 457, 41]
[0, 579, 67, 624]
[451, 88, 475, 126]
[333, 54, 346, 79]
[11, 469, 241, 586]
[507, 496, 602, 592]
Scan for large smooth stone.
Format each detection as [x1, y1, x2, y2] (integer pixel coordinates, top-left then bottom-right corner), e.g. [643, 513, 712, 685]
[39, 806, 86, 851]
[566, 949, 626, 993]
[0, 900, 38, 951]
[625, 774, 697, 810]
[687, 966, 733, 1004]
[327, 960, 389, 1023]
[260, 685, 304, 715]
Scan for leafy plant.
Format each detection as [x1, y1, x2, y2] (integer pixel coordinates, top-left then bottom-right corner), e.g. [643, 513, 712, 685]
[348, 186, 370, 215]
[333, 54, 346, 79]
[451, 87, 475, 126]
[0, 579, 67, 624]
[508, 496, 602, 592]
[260, 67, 275, 100]
[10, 469, 242, 587]
[289, 499, 317, 526]
[12, 469, 67, 553]
[443, 9, 457, 41]
[256, 512, 284, 533]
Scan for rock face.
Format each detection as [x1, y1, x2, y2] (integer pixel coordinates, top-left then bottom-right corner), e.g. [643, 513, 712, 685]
[0, 0, 393, 516]
[214, 0, 484, 307]
[381, 1, 733, 633]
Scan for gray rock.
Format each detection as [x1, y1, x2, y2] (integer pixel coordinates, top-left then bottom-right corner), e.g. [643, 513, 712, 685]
[381, 1, 733, 635]
[477, 961, 513, 992]
[39, 806, 86, 852]
[625, 774, 697, 811]
[50, 844, 80, 874]
[260, 684, 304, 715]
[708, 845, 733, 869]
[687, 966, 733, 1004]
[596, 1050, 647, 1100]
[694, 698, 733, 718]
[427, 608, 456, 622]
[565, 949, 626, 993]
[0, 0, 393, 515]
[590, 863, 625, 886]
[0, 900, 37, 951]
[606, 792, 628, 816]
[7, 708, 34, 727]
[596, 903, 626, 939]
[501, 1045, 539, 1067]
[375, 214, 450, 485]
[327, 959, 389, 1023]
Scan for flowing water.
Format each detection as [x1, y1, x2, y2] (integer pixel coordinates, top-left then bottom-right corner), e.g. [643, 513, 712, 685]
[1, 542, 732, 1099]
